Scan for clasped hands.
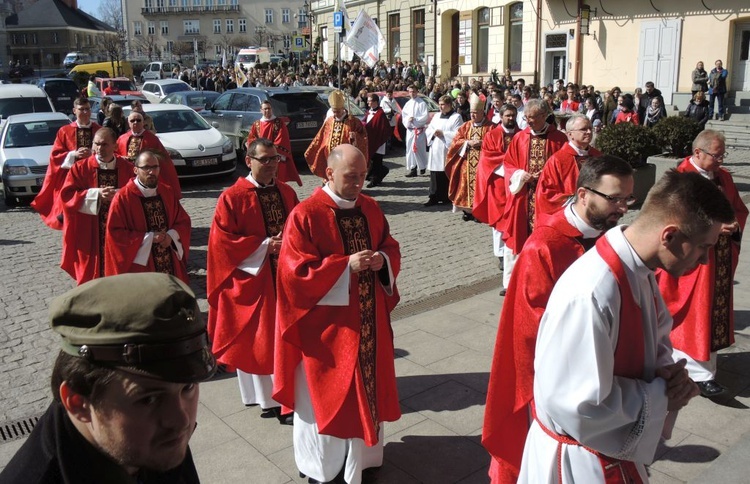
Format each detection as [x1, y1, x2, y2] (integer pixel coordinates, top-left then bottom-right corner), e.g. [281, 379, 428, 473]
[349, 250, 384, 273]
[152, 231, 173, 249]
[656, 359, 700, 411]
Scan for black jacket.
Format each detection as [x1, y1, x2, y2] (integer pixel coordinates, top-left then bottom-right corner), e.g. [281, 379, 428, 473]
[685, 100, 711, 128]
[0, 401, 201, 484]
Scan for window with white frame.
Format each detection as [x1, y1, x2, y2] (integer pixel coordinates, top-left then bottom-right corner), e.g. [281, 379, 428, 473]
[166, 40, 174, 52]
[215, 45, 222, 55]
[148, 21, 155, 35]
[265, 9, 273, 24]
[181, 0, 188, 6]
[161, 21, 169, 35]
[213, 19, 221, 33]
[134, 21, 143, 36]
[218, 0, 226, 5]
[169, 0, 177, 7]
[206, 0, 213, 7]
[283, 35, 291, 49]
[282, 8, 290, 23]
[226, 19, 234, 33]
[184, 20, 200, 34]
[298, 8, 307, 27]
[239, 18, 246, 33]
[230, 0, 238, 5]
[193, 0, 201, 6]
[52, 32, 58, 43]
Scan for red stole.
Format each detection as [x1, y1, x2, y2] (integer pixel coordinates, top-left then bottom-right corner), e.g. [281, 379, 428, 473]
[535, 235, 645, 484]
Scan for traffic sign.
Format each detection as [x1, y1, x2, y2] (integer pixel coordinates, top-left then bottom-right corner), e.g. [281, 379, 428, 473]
[292, 35, 305, 52]
[333, 11, 343, 33]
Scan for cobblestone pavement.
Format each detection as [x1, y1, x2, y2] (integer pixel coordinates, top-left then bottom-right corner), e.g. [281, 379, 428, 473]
[0, 151, 499, 425]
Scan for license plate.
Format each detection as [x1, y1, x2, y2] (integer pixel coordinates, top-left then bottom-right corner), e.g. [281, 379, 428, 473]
[192, 157, 218, 167]
[36, 177, 45, 186]
[296, 121, 317, 129]
[58, 97, 71, 101]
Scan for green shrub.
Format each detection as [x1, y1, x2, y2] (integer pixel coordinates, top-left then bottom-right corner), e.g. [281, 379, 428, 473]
[651, 116, 702, 158]
[594, 122, 661, 168]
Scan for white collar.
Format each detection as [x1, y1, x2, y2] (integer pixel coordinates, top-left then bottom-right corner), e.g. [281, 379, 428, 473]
[134, 177, 158, 197]
[501, 125, 516, 134]
[245, 172, 275, 187]
[568, 141, 590, 156]
[689, 157, 714, 179]
[76, 121, 92, 129]
[566, 203, 601, 239]
[131, 129, 145, 137]
[260, 115, 276, 122]
[323, 183, 356, 208]
[96, 155, 116, 170]
[529, 123, 549, 136]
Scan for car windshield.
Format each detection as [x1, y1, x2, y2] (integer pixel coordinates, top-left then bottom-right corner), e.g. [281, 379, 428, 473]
[184, 94, 218, 108]
[111, 80, 137, 91]
[268, 93, 327, 116]
[43, 81, 79, 97]
[4, 119, 69, 148]
[236, 54, 257, 63]
[0, 98, 53, 118]
[162, 82, 191, 95]
[150, 109, 211, 133]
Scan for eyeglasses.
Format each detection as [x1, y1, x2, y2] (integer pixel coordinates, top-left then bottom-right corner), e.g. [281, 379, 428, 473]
[249, 155, 282, 164]
[136, 165, 160, 172]
[584, 186, 636, 206]
[570, 128, 593, 133]
[699, 149, 727, 161]
[129, 118, 144, 123]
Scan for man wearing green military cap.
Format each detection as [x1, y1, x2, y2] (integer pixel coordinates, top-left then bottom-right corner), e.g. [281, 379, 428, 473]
[0, 273, 216, 484]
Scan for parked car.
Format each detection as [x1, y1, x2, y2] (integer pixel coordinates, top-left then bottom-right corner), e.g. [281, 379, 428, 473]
[201, 87, 328, 158]
[0, 112, 70, 205]
[95, 77, 141, 96]
[86, 95, 150, 119]
[140, 79, 192, 104]
[36, 78, 80, 114]
[140, 61, 181, 82]
[374, 91, 440, 142]
[124, 104, 236, 179]
[161, 90, 220, 112]
[0, 85, 55, 125]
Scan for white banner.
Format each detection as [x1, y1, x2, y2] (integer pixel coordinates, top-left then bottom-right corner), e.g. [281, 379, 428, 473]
[343, 10, 386, 68]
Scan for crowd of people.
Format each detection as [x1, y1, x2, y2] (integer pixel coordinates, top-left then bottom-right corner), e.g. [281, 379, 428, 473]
[0, 52, 744, 483]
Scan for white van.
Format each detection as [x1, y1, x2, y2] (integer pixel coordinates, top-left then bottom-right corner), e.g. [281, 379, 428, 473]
[235, 47, 271, 70]
[140, 61, 181, 83]
[63, 52, 91, 69]
[0, 85, 55, 124]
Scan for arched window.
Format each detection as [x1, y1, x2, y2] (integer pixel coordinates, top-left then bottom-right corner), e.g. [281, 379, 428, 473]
[508, 2, 523, 71]
[476, 7, 490, 73]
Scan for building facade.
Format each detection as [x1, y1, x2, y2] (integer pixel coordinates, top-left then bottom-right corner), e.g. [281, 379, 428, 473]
[310, 0, 537, 81]
[122, 0, 308, 64]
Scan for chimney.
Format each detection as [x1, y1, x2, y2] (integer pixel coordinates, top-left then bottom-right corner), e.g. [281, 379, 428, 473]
[60, 0, 78, 9]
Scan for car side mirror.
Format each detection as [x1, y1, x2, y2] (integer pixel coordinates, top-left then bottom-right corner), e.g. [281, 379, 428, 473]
[211, 121, 219, 129]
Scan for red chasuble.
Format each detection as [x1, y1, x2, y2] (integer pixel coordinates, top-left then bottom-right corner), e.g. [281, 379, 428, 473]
[304, 116, 369, 179]
[445, 118, 495, 209]
[60, 155, 134, 285]
[207, 178, 299, 374]
[104, 179, 191, 283]
[482, 210, 593, 483]
[502, 126, 568, 253]
[656, 158, 748, 360]
[116, 130, 182, 199]
[364, 107, 392, 158]
[535, 143, 602, 227]
[473, 126, 517, 230]
[247, 118, 302, 186]
[273, 187, 401, 446]
[32, 122, 101, 230]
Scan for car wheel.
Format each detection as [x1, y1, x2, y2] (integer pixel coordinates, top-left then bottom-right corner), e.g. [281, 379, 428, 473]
[3, 190, 17, 208]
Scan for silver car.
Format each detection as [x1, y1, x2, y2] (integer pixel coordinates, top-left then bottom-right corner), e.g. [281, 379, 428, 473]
[0, 112, 70, 206]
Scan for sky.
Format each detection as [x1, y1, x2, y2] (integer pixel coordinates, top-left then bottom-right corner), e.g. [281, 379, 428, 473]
[77, 0, 100, 19]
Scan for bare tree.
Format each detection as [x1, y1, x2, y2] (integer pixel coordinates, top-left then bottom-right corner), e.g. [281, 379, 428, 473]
[132, 35, 162, 61]
[232, 35, 251, 51]
[97, 0, 123, 29]
[95, 0, 126, 72]
[172, 42, 193, 64]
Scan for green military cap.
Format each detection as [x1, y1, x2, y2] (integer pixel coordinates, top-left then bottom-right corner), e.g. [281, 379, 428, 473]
[50, 273, 216, 383]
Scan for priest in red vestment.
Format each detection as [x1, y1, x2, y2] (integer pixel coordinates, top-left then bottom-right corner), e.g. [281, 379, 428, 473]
[502, 99, 567, 285]
[304, 90, 368, 179]
[273, 144, 400, 484]
[482, 155, 634, 483]
[105, 151, 191, 284]
[535, 114, 602, 226]
[246, 100, 302, 186]
[656, 130, 748, 398]
[445, 93, 495, 218]
[364, 93, 392, 188]
[207, 138, 299, 424]
[116, 111, 182, 199]
[60, 128, 134, 285]
[32, 97, 100, 230]
[473, 104, 518, 286]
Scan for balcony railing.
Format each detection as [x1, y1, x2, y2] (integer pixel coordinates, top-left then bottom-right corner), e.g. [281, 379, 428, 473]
[141, 5, 240, 15]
